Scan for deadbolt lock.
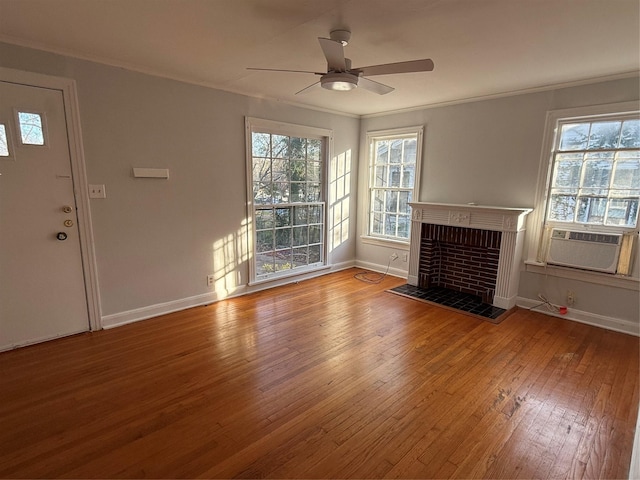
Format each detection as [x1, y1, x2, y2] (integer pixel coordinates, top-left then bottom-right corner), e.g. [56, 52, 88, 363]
[64, 219, 74, 227]
[62, 205, 73, 213]
[56, 232, 68, 241]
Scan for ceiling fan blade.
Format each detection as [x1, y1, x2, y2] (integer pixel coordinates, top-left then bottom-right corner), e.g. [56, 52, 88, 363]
[354, 59, 434, 76]
[247, 67, 324, 75]
[318, 37, 346, 72]
[358, 77, 395, 95]
[295, 82, 321, 95]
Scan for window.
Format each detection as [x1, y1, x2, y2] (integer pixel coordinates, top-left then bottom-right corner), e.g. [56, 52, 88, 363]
[17, 111, 45, 146]
[546, 114, 639, 228]
[0, 124, 10, 157]
[246, 118, 330, 282]
[366, 126, 423, 242]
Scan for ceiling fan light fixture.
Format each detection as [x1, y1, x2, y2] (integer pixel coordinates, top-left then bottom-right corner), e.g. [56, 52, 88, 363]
[321, 72, 358, 91]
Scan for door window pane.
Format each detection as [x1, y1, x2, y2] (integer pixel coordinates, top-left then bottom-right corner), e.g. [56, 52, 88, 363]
[0, 124, 9, 156]
[18, 112, 45, 145]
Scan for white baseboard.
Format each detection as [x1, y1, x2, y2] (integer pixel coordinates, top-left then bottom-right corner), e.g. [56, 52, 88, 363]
[516, 297, 640, 337]
[354, 259, 408, 279]
[101, 261, 356, 330]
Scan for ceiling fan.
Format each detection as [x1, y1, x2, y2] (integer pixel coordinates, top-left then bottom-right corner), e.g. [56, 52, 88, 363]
[247, 29, 434, 95]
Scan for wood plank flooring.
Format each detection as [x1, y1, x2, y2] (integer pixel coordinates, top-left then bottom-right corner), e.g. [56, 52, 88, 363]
[0, 268, 638, 479]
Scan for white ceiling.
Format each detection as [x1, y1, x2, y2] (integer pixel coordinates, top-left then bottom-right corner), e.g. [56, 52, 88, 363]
[0, 0, 638, 116]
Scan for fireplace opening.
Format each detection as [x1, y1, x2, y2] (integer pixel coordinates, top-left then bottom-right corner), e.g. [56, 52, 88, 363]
[418, 224, 502, 304]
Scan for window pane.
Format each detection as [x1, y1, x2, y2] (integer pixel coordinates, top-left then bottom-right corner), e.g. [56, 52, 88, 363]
[397, 215, 410, 239]
[548, 194, 576, 222]
[385, 191, 398, 213]
[559, 123, 589, 151]
[307, 139, 321, 161]
[292, 246, 308, 267]
[252, 133, 270, 157]
[309, 244, 322, 263]
[401, 165, 415, 188]
[308, 161, 321, 182]
[612, 159, 640, 191]
[587, 121, 621, 150]
[390, 166, 401, 187]
[293, 226, 308, 246]
[275, 228, 292, 249]
[307, 183, 321, 202]
[271, 159, 288, 182]
[253, 182, 272, 204]
[290, 137, 307, 159]
[272, 182, 289, 203]
[619, 119, 640, 148]
[390, 140, 402, 163]
[605, 198, 638, 227]
[293, 205, 308, 225]
[256, 230, 274, 252]
[0, 124, 9, 156]
[372, 212, 383, 235]
[309, 205, 322, 224]
[18, 112, 45, 145]
[255, 208, 274, 229]
[385, 214, 398, 236]
[581, 155, 613, 195]
[399, 191, 411, 214]
[275, 208, 291, 227]
[403, 138, 417, 164]
[290, 159, 306, 181]
[272, 135, 289, 159]
[374, 165, 387, 187]
[290, 182, 305, 202]
[252, 158, 270, 183]
[309, 224, 322, 244]
[552, 153, 583, 188]
[576, 197, 607, 223]
[373, 189, 384, 213]
[376, 141, 389, 163]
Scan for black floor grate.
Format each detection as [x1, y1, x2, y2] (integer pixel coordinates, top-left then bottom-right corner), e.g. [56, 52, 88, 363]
[388, 284, 506, 321]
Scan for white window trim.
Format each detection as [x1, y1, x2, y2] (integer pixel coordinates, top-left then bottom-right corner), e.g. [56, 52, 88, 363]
[245, 117, 333, 285]
[361, 125, 424, 246]
[525, 101, 640, 287]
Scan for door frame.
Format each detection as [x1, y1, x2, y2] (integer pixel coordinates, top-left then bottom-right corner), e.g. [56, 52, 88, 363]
[0, 66, 102, 331]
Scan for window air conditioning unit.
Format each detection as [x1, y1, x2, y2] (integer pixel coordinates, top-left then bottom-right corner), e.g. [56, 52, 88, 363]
[546, 229, 622, 274]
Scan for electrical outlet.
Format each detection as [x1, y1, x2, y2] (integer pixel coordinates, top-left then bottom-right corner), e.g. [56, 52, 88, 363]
[390, 252, 398, 261]
[566, 290, 575, 306]
[88, 184, 106, 199]
[207, 274, 215, 287]
[402, 253, 408, 262]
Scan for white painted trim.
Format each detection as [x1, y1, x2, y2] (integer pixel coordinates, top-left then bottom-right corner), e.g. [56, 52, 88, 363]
[630, 410, 640, 480]
[0, 66, 102, 332]
[103, 261, 356, 329]
[517, 297, 639, 337]
[354, 259, 408, 279]
[525, 261, 639, 291]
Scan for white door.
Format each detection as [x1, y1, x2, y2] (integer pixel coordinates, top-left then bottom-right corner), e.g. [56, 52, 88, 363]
[0, 80, 90, 350]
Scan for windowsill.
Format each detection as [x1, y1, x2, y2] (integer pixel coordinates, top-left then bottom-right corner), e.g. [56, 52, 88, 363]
[360, 235, 410, 250]
[248, 263, 330, 287]
[524, 260, 639, 291]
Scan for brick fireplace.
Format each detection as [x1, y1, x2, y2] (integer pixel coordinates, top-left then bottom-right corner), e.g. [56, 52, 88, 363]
[408, 203, 532, 309]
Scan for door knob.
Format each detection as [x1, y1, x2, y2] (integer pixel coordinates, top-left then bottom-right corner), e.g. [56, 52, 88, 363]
[56, 232, 68, 241]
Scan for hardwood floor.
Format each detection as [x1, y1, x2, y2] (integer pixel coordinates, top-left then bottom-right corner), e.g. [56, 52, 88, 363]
[0, 268, 638, 479]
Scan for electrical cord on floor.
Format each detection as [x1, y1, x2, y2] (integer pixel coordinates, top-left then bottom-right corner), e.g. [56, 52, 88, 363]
[354, 258, 392, 284]
[528, 294, 561, 313]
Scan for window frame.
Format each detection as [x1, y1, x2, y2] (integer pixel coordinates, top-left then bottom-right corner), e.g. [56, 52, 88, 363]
[362, 125, 424, 246]
[245, 117, 332, 285]
[526, 101, 640, 285]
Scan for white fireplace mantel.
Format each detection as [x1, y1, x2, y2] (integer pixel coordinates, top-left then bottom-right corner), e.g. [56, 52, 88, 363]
[408, 202, 533, 310]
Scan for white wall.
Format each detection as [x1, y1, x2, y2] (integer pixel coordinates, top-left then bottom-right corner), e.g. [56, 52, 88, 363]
[0, 42, 360, 325]
[357, 76, 640, 335]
